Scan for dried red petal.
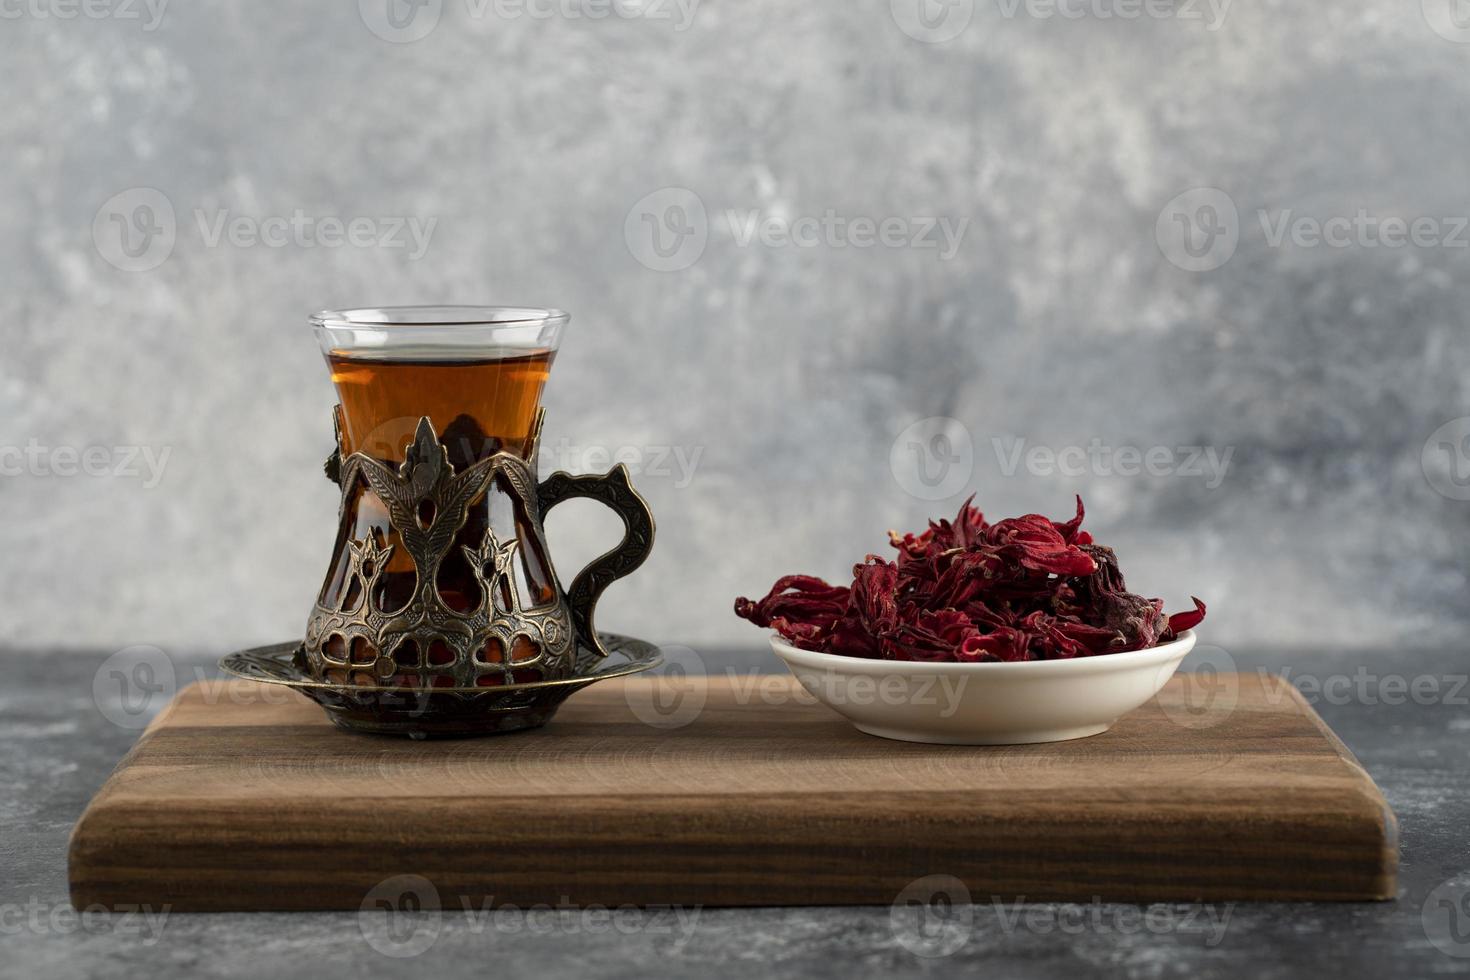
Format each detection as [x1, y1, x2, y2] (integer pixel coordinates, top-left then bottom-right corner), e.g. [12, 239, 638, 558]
[1166, 597, 1207, 635]
[850, 557, 901, 634]
[733, 574, 850, 648]
[882, 608, 979, 662]
[962, 626, 1030, 663]
[1052, 495, 1087, 544]
[982, 513, 1098, 578]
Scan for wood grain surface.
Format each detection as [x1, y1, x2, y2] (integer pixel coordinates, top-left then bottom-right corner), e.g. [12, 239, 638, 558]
[68, 672, 1397, 910]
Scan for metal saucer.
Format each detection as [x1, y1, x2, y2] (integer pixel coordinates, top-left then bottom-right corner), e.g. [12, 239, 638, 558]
[220, 633, 661, 738]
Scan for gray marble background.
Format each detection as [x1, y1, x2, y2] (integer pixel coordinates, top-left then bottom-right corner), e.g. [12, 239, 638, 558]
[2, 0, 1467, 656]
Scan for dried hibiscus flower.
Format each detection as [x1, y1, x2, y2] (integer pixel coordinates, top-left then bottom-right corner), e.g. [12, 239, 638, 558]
[734, 496, 1204, 663]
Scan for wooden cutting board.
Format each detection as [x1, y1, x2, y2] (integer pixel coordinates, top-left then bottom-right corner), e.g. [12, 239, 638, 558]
[69, 672, 1396, 911]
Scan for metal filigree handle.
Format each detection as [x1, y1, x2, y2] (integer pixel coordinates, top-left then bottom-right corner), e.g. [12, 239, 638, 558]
[537, 464, 656, 658]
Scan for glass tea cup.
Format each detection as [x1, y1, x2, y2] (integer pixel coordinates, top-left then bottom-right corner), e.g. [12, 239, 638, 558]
[303, 306, 654, 692]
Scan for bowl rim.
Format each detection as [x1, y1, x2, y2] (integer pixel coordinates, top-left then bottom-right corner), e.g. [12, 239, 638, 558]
[769, 630, 1197, 674]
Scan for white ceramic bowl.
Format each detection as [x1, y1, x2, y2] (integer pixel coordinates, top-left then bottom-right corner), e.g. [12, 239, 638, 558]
[769, 630, 1197, 745]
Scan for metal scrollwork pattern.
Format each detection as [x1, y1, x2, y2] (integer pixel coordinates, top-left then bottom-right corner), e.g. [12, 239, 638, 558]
[305, 416, 577, 688]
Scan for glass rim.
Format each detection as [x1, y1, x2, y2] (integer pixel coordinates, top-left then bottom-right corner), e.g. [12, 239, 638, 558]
[310, 305, 569, 331]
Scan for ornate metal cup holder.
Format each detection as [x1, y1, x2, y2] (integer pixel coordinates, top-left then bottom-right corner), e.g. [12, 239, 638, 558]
[220, 633, 661, 738]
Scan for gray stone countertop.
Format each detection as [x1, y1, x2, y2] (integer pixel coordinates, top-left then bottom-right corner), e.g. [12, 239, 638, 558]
[4, 645, 1468, 979]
